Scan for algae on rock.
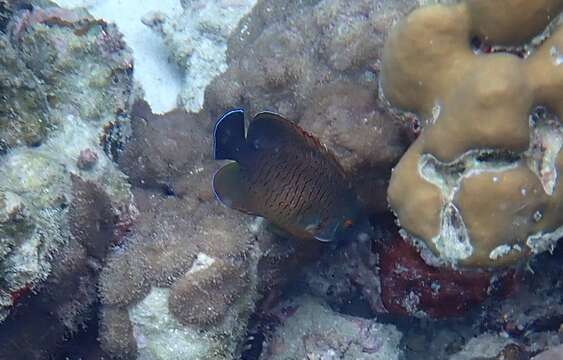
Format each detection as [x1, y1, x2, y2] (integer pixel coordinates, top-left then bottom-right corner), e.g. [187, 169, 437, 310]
[0, 36, 50, 151]
[0, 2, 134, 325]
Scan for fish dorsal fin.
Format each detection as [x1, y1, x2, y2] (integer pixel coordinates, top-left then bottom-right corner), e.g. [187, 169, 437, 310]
[212, 162, 257, 215]
[214, 109, 246, 161]
[247, 112, 347, 178]
[248, 111, 322, 150]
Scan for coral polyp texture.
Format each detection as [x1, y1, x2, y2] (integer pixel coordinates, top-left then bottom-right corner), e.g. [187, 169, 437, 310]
[382, 0, 563, 267]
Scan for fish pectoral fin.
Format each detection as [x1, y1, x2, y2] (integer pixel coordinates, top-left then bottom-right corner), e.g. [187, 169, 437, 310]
[212, 162, 257, 215]
[313, 220, 339, 243]
[265, 222, 292, 239]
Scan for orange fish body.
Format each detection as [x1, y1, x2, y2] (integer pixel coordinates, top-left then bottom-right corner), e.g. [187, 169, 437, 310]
[213, 109, 372, 243]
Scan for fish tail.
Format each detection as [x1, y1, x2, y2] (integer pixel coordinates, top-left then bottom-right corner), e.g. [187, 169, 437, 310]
[213, 109, 246, 161]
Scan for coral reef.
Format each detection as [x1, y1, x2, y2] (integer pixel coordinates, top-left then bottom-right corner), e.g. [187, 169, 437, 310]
[205, 0, 415, 213]
[99, 0, 421, 353]
[142, 0, 258, 112]
[261, 295, 403, 360]
[53, 0, 185, 113]
[7, 0, 563, 358]
[99, 101, 273, 359]
[382, 0, 563, 267]
[0, 1, 134, 329]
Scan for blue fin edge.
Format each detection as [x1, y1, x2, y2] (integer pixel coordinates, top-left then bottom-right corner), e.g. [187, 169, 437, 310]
[213, 108, 245, 160]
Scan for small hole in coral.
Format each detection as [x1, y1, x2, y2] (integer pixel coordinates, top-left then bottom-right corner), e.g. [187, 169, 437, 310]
[530, 106, 549, 126]
[470, 36, 482, 52]
[162, 184, 176, 197]
[411, 118, 421, 134]
[15, 3, 33, 11]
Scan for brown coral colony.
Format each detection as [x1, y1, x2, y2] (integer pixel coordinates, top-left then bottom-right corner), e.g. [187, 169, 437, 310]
[382, 0, 563, 268]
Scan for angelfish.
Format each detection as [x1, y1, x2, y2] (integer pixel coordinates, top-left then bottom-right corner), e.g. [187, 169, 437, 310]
[212, 109, 373, 244]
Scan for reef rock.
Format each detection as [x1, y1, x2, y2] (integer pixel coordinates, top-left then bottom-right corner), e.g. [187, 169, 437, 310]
[261, 295, 403, 360]
[382, 0, 563, 267]
[449, 333, 516, 360]
[534, 345, 563, 360]
[377, 237, 514, 318]
[0, 1, 134, 329]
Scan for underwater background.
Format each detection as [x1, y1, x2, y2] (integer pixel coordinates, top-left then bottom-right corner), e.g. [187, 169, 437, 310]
[0, 0, 562, 359]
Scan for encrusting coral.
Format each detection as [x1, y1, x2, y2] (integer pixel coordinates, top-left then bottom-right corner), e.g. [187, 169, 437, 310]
[382, 0, 563, 267]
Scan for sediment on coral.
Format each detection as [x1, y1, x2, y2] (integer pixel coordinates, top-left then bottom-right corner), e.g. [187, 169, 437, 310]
[168, 259, 250, 327]
[0, 35, 50, 152]
[382, 0, 563, 267]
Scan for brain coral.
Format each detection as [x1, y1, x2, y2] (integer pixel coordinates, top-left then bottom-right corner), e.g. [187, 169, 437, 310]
[381, 0, 563, 267]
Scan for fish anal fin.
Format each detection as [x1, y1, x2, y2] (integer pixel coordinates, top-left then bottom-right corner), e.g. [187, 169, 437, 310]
[212, 162, 257, 215]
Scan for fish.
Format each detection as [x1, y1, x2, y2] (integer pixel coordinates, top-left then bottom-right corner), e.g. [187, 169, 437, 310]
[212, 109, 373, 244]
